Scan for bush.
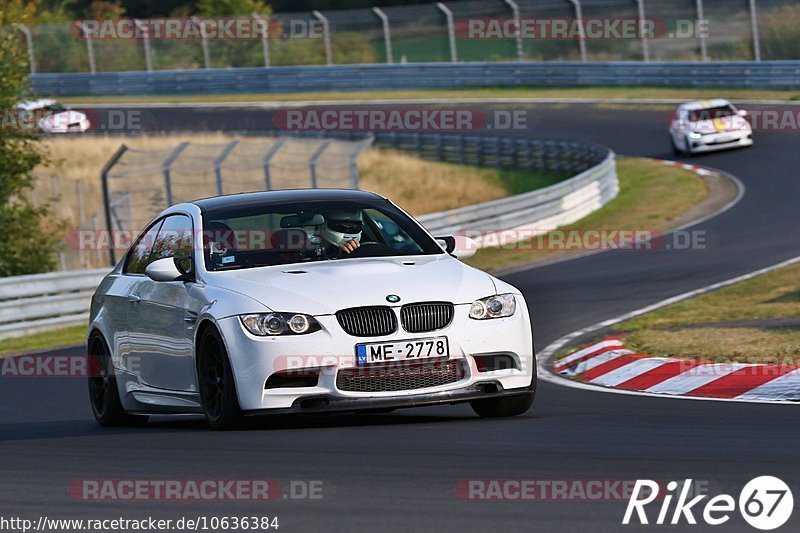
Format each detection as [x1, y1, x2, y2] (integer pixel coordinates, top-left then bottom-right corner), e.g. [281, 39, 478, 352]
[0, 2, 62, 275]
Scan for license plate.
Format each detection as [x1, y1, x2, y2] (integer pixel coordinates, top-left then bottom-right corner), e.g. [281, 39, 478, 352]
[356, 337, 449, 365]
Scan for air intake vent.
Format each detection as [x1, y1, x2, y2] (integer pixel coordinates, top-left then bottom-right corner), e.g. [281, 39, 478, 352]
[336, 306, 397, 337]
[336, 360, 464, 392]
[401, 302, 454, 333]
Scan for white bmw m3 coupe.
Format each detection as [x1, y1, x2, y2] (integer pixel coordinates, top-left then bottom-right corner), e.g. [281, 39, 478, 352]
[88, 189, 535, 429]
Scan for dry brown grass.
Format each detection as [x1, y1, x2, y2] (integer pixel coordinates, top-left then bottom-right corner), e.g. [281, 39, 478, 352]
[358, 148, 509, 216]
[32, 134, 234, 228]
[34, 134, 514, 227]
[32, 134, 532, 269]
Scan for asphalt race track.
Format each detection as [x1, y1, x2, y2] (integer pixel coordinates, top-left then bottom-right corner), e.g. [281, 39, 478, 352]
[2, 102, 800, 532]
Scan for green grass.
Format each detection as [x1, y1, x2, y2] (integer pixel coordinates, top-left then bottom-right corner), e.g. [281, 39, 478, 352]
[0, 325, 87, 356]
[494, 167, 567, 195]
[464, 156, 709, 272]
[57, 86, 800, 105]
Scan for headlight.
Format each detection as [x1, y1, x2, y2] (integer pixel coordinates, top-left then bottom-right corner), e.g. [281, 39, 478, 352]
[240, 313, 321, 336]
[469, 293, 517, 320]
[687, 132, 703, 139]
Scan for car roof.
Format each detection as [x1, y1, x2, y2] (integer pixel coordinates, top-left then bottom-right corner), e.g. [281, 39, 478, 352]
[192, 188, 386, 212]
[679, 99, 731, 111]
[15, 99, 59, 111]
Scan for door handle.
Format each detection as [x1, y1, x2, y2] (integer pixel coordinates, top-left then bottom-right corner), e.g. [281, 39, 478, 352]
[128, 294, 141, 304]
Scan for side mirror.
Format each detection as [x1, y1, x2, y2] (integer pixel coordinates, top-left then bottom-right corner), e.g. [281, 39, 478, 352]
[435, 235, 479, 260]
[737, 109, 748, 117]
[145, 257, 189, 282]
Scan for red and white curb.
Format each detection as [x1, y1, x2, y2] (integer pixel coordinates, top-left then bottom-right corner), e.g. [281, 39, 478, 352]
[555, 338, 800, 402]
[650, 158, 718, 177]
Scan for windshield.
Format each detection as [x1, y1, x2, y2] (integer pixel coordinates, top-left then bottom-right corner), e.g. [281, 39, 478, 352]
[687, 105, 736, 122]
[201, 199, 444, 271]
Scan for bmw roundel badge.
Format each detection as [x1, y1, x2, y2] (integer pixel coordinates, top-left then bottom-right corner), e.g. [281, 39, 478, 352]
[386, 294, 401, 303]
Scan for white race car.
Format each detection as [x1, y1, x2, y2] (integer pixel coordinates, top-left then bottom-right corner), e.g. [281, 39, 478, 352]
[669, 99, 752, 155]
[88, 189, 536, 429]
[14, 99, 91, 133]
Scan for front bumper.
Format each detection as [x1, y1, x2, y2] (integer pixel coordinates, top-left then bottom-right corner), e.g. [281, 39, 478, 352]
[215, 298, 534, 412]
[686, 129, 753, 153]
[244, 381, 534, 416]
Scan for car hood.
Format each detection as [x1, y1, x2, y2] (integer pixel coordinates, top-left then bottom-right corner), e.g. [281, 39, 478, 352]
[688, 116, 748, 133]
[204, 254, 498, 315]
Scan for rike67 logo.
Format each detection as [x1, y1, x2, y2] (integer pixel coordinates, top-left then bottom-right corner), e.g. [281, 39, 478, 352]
[623, 476, 793, 530]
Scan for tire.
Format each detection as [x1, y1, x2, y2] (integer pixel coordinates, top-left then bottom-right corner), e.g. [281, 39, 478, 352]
[198, 327, 244, 430]
[87, 332, 148, 427]
[670, 134, 681, 156]
[470, 367, 537, 418]
[683, 135, 694, 157]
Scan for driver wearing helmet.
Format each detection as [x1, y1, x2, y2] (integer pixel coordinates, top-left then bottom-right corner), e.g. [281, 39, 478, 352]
[318, 209, 363, 257]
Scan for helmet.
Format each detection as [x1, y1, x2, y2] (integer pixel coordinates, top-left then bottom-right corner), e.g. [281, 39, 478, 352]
[319, 209, 363, 247]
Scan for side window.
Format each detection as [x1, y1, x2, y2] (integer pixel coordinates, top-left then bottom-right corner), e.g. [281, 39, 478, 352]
[150, 215, 193, 264]
[365, 209, 423, 254]
[124, 220, 163, 275]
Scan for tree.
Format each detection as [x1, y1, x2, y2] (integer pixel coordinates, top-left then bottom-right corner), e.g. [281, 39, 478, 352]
[0, 0, 62, 276]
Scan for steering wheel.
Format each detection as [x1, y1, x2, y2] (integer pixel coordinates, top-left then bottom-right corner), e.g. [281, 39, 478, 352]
[344, 242, 395, 258]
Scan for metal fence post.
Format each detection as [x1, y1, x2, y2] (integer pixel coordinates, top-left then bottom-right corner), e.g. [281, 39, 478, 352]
[348, 135, 374, 189]
[76, 21, 97, 74]
[504, 0, 523, 61]
[213, 140, 239, 196]
[15, 24, 35, 74]
[100, 144, 128, 266]
[192, 17, 211, 69]
[568, 0, 587, 62]
[436, 3, 458, 63]
[635, 0, 650, 62]
[309, 140, 333, 188]
[695, 0, 708, 62]
[162, 142, 189, 207]
[312, 11, 333, 65]
[253, 13, 271, 67]
[262, 138, 286, 190]
[134, 19, 153, 72]
[749, 0, 761, 62]
[372, 7, 393, 64]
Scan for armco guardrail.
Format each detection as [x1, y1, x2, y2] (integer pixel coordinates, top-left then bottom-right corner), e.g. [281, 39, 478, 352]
[31, 61, 800, 97]
[0, 269, 108, 341]
[419, 151, 616, 239]
[0, 135, 616, 341]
